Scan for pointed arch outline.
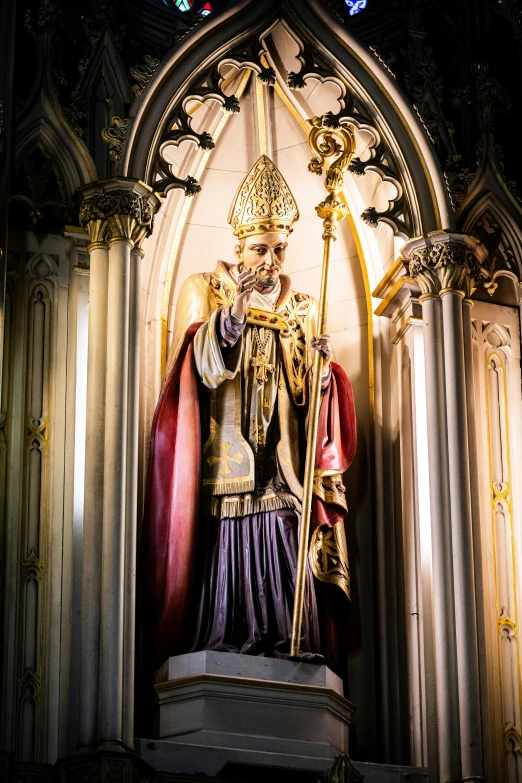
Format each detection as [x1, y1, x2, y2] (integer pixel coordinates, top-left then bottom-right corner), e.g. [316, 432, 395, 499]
[122, 0, 450, 235]
[14, 62, 98, 201]
[463, 190, 522, 283]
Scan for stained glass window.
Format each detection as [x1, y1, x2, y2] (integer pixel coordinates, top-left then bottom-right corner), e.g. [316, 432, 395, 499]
[163, 0, 213, 13]
[345, 0, 367, 14]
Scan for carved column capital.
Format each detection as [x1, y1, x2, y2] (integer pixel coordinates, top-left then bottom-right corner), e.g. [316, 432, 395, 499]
[401, 231, 487, 298]
[78, 179, 162, 248]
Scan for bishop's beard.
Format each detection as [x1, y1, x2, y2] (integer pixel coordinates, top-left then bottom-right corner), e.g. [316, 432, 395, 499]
[256, 275, 276, 289]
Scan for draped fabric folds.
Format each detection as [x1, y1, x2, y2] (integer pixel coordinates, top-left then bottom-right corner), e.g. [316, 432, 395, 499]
[142, 325, 356, 668]
[190, 511, 322, 660]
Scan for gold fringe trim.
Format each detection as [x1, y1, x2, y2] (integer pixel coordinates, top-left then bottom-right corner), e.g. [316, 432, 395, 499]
[203, 493, 301, 520]
[202, 478, 255, 496]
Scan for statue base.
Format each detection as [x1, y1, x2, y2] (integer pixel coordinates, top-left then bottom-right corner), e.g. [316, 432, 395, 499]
[140, 651, 353, 776]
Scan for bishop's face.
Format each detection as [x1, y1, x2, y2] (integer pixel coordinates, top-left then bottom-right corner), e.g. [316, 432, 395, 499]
[235, 231, 288, 294]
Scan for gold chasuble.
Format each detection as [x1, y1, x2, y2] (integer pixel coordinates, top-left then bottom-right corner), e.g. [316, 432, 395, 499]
[168, 260, 350, 592]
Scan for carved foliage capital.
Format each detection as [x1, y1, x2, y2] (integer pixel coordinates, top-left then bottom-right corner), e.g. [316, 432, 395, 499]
[79, 188, 155, 247]
[404, 235, 483, 297]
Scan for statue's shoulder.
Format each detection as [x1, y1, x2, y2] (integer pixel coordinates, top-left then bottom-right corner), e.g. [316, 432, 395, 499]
[179, 271, 211, 298]
[178, 264, 235, 309]
[284, 290, 318, 321]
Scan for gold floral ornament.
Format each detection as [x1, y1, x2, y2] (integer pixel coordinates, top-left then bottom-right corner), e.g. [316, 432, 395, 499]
[228, 154, 299, 240]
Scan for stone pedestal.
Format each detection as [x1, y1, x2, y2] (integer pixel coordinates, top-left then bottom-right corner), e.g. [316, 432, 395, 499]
[140, 652, 353, 776]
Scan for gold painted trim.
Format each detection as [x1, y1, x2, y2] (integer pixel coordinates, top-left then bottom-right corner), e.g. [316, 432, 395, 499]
[87, 241, 107, 252]
[273, 80, 309, 135]
[439, 287, 465, 299]
[344, 209, 374, 422]
[255, 79, 268, 156]
[373, 276, 416, 317]
[391, 316, 423, 345]
[107, 236, 134, 248]
[245, 307, 289, 332]
[66, 225, 88, 234]
[485, 347, 522, 758]
[372, 256, 404, 299]
[418, 292, 439, 303]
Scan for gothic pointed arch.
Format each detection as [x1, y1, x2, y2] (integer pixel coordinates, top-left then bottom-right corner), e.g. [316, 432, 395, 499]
[76, 28, 134, 178]
[16, 65, 97, 195]
[122, 0, 451, 236]
[12, 64, 97, 229]
[462, 189, 522, 303]
[458, 133, 522, 302]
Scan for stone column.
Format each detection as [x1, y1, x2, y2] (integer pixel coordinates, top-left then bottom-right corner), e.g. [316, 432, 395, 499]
[123, 244, 142, 750]
[420, 292, 459, 783]
[77, 236, 108, 748]
[403, 232, 487, 783]
[78, 181, 159, 751]
[99, 233, 131, 746]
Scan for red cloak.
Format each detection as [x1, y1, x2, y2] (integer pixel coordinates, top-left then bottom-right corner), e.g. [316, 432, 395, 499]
[142, 325, 356, 667]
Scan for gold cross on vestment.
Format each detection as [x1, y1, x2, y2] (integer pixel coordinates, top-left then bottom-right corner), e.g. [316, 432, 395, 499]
[251, 353, 275, 384]
[207, 442, 245, 476]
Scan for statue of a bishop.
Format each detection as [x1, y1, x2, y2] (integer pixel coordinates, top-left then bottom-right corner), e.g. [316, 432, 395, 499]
[143, 156, 357, 670]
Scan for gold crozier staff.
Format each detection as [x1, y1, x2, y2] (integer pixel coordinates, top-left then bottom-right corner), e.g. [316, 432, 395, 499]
[290, 117, 355, 657]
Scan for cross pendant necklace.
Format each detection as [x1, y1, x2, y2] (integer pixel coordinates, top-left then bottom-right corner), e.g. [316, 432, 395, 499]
[251, 326, 274, 385]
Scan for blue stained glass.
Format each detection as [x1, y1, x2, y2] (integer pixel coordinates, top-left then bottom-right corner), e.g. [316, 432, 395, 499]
[345, 0, 367, 15]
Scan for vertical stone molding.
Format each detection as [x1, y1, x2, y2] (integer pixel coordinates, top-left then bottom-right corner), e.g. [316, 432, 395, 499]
[374, 266, 432, 769]
[403, 231, 487, 783]
[78, 180, 160, 750]
[416, 293, 459, 783]
[78, 240, 108, 749]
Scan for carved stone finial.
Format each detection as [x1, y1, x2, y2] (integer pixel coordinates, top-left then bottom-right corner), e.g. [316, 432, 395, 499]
[401, 231, 487, 298]
[130, 55, 160, 97]
[101, 117, 131, 164]
[79, 184, 159, 247]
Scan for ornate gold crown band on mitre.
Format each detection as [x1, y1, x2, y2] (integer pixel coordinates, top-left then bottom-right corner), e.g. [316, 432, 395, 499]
[228, 154, 299, 240]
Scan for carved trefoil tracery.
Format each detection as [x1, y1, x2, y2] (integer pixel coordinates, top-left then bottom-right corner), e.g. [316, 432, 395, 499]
[285, 38, 410, 236]
[147, 28, 412, 241]
[152, 36, 275, 198]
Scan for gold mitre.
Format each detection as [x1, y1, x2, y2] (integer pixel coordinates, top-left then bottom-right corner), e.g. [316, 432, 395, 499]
[228, 155, 299, 240]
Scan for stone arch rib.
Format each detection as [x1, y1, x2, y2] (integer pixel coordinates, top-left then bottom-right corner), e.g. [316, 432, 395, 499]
[122, 0, 450, 237]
